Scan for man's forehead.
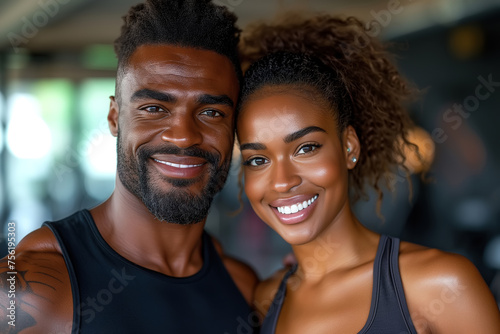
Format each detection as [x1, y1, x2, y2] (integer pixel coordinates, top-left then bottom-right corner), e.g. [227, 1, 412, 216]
[129, 44, 233, 72]
[120, 44, 238, 91]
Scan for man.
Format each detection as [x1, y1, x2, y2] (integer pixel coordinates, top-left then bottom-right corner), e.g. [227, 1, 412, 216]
[0, 0, 259, 332]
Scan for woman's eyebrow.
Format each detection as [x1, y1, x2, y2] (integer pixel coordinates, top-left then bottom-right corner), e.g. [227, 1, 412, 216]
[239, 142, 266, 151]
[284, 126, 326, 143]
[239, 126, 326, 151]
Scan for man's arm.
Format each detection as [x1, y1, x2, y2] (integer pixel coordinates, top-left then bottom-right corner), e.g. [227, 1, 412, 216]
[211, 236, 259, 305]
[0, 227, 73, 333]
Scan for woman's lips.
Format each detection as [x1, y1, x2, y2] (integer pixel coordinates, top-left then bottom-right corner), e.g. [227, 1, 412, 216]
[270, 194, 318, 225]
[274, 195, 318, 214]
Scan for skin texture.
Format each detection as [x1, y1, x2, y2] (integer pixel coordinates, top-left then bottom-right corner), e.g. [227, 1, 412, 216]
[237, 86, 500, 334]
[0, 45, 258, 333]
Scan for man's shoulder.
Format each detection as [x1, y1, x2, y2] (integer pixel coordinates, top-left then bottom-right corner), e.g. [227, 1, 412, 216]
[16, 225, 62, 254]
[210, 236, 259, 306]
[0, 226, 73, 333]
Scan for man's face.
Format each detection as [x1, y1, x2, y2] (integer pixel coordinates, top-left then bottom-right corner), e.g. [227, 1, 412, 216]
[109, 44, 239, 224]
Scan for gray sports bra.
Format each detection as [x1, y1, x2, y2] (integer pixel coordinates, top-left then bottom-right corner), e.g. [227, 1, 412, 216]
[260, 235, 417, 333]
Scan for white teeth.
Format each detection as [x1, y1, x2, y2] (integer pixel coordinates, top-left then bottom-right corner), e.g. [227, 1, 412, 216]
[276, 195, 318, 215]
[154, 159, 202, 169]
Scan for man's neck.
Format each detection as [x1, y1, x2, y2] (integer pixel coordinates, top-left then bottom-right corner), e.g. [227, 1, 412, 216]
[90, 180, 207, 277]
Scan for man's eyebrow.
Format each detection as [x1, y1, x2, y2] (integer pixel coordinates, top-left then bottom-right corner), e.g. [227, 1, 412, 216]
[239, 142, 266, 151]
[131, 89, 176, 103]
[197, 94, 234, 108]
[284, 126, 326, 143]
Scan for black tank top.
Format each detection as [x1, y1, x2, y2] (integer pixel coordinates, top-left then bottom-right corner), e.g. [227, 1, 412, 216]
[261, 235, 417, 334]
[44, 210, 256, 334]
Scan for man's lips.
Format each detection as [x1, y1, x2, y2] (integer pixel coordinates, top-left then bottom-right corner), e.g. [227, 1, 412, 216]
[150, 155, 207, 178]
[153, 159, 204, 169]
[152, 154, 207, 166]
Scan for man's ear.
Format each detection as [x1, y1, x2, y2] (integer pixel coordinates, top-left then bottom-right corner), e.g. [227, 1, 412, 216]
[343, 125, 361, 170]
[108, 96, 119, 137]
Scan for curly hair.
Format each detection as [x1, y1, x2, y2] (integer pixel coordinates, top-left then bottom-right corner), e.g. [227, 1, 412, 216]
[113, 0, 242, 101]
[237, 14, 419, 208]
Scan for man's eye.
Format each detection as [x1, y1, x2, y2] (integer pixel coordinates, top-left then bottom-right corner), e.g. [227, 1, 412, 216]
[201, 109, 223, 118]
[243, 157, 268, 167]
[142, 106, 164, 113]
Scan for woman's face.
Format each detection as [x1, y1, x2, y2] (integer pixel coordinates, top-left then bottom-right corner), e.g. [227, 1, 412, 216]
[237, 87, 359, 245]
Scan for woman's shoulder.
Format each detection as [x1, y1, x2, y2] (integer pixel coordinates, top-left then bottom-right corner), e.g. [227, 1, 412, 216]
[398, 239, 487, 298]
[398, 240, 481, 285]
[398, 240, 500, 333]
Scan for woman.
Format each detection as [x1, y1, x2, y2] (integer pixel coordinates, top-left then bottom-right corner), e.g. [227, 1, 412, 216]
[236, 15, 500, 333]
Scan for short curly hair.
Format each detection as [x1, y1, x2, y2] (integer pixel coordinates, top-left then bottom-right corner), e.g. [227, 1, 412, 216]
[238, 14, 419, 207]
[113, 0, 242, 100]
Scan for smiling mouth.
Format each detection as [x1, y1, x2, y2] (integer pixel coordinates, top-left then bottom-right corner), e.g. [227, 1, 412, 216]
[153, 159, 204, 169]
[275, 195, 318, 215]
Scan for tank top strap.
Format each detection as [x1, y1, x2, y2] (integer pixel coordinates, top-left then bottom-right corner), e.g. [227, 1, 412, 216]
[388, 236, 416, 332]
[260, 264, 297, 334]
[359, 235, 417, 333]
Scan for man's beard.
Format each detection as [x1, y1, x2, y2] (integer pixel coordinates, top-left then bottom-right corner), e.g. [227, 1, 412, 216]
[116, 132, 230, 225]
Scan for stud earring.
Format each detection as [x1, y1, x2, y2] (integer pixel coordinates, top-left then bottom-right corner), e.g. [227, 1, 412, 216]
[347, 147, 351, 153]
[352, 157, 357, 163]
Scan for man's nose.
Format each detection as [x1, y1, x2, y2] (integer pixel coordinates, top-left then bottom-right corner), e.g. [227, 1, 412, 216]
[160, 114, 203, 148]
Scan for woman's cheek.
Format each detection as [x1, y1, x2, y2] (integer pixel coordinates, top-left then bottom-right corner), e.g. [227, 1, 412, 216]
[244, 171, 269, 216]
[244, 171, 260, 202]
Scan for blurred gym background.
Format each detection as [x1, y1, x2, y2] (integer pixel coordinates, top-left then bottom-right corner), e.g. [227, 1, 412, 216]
[0, 0, 499, 303]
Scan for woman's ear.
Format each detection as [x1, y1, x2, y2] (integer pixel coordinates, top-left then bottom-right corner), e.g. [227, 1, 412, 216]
[343, 125, 360, 170]
[108, 96, 119, 137]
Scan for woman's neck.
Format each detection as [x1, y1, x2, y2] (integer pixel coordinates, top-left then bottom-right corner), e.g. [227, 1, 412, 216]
[291, 214, 380, 281]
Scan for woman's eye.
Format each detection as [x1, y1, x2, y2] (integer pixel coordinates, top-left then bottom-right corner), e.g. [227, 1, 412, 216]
[142, 106, 164, 113]
[201, 109, 223, 118]
[297, 144, 320, 155]
[243, 157, 268, 167]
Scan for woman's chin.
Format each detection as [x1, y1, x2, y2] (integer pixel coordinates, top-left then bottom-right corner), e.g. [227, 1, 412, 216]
[279, 229, 317, 246]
